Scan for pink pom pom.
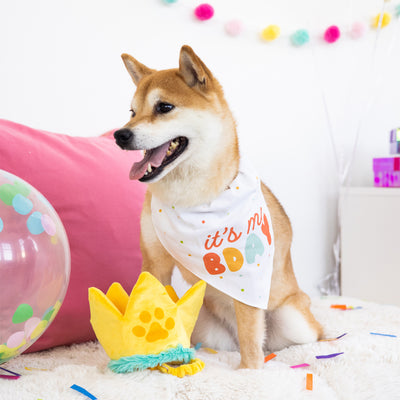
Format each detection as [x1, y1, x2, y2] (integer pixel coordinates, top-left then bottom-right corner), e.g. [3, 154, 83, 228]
[349, 21, 366, 39]
[194, 3, 214, 21]
[224, 20, 243, 36]
[324, 25, 340, 43]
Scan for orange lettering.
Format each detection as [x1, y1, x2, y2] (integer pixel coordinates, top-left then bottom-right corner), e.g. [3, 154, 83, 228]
[203, 253, 226, 275]
[223, 248, 244, 272]
[204, 231, 223, 250]
[247, 208, 263, 234]
[227, 227, 242, 243]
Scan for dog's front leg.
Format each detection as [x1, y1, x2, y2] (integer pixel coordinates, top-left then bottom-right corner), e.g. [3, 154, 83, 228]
[234, 300, 265, 369]
[140, 191, 176, 286]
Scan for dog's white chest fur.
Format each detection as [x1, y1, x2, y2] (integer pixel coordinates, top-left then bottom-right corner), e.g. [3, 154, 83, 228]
[151, 160, 274, 309]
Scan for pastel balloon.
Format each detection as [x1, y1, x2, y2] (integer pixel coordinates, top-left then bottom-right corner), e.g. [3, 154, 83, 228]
[0, 170, 70, 364]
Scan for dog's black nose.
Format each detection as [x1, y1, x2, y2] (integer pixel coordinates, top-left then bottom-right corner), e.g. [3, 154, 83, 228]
[114, 128, 133, 148]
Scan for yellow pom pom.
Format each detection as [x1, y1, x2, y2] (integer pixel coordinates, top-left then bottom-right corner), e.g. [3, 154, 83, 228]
[372, 12, 391, 28]
[261, 25, 280, 41]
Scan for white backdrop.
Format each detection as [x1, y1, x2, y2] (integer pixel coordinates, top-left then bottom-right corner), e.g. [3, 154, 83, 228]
[1, 0, 399, 296]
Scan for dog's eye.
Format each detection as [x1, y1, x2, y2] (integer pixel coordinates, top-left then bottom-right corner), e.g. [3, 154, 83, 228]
[155, 102, 175, 114]
[130, 109, 136, 118]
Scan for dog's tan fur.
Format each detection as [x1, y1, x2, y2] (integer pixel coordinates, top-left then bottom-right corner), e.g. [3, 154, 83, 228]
[117, 45, 323, 369]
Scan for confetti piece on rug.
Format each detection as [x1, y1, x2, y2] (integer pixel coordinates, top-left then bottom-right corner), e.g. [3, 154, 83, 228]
[316, 352, 344, 360]
[306, 373, 313, 390]
[331, 304, 347, 310]
[70, 384, 97, 400]
[370, 332, 397, 338]
[0, 374, 20, 380]
[290, 363, 310, 369]
[194, 342, 202, 350]
[25, 367, 48, 372]
[0, 367, 21, 379]
[264, 353, 276, 363]
[319, 332, 348, 342]
[203, 347, 218, 354]
[336, 333, 348, 339]
[331, 304, 362, 310]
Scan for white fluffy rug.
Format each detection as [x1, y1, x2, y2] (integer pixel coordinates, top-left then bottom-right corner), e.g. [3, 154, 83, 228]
[2, 296, 400, 400]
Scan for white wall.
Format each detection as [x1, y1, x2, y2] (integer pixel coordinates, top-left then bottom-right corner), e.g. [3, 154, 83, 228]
[1, 0, 399, 297]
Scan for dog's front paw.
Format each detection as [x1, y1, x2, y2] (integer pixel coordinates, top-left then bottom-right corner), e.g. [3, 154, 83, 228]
[238, 351, 264, 369]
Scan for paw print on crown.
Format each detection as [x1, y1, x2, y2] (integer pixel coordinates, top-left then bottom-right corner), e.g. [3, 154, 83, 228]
[132, 308, 175, 343]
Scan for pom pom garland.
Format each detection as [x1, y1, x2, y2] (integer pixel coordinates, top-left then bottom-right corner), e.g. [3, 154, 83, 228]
[324, 25, 341, 43]
[290, 29, 310, 46]
[161, 1, 400, 46]
[224, 19, 243, 37]
[194, 3, 214, 21]
[261, 25, 280, 41]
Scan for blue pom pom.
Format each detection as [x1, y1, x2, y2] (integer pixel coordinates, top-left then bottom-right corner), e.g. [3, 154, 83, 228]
[290, 29, 310, 47]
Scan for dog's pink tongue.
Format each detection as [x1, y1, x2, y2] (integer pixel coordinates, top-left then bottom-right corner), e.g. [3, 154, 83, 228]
[129, 142, 171, 180]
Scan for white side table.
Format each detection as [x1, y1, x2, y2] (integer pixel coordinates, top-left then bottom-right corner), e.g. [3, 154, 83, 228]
[340, 187, 400, 306]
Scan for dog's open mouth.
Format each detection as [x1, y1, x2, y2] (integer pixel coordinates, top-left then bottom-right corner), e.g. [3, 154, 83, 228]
[130, 137, 189, 182]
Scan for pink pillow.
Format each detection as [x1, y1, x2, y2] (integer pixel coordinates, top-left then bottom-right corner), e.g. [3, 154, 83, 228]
[0, 119, 145, 352]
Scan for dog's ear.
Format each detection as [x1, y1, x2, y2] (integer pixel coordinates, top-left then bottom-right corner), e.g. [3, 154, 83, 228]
[179, 45, 213, 89]
[121, 53, 155, 86]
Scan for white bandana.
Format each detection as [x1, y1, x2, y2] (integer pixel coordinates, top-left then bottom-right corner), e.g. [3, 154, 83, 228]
[151, 160, 274, 309]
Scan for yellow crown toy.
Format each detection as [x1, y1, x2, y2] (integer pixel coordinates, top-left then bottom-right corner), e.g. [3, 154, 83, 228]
[88, 272, 206, 377]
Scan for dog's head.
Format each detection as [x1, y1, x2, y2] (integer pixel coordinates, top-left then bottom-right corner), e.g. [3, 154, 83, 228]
[114, 45, 237, 184]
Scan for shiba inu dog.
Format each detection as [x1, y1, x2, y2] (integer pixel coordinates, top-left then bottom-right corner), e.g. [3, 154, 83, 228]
[114, 45, 323, 369]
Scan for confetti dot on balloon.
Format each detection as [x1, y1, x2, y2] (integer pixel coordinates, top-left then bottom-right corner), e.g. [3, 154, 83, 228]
[0, 182, 30, 205]
[225, 19, 243, 36]
[194, 3, 214, 21]
[6, 331, 25, 349]
[43, 307, 55, 322]
[51, 301, 62, 322]
[24, 317, 41, 338]
[0, 217, 3, 232]
[261, 25, 281, 41]
[349, 21, 366, 39]
[12, 303, 34, 324]
[324, 25, 340, 43]
[12, 194, 33, 215]
[41, 214, 56, 236]
[372, 12, 391, 28]
[290, 29, 310, 46]
[27, 211, 44, 235]
[30, 320, 48, 340]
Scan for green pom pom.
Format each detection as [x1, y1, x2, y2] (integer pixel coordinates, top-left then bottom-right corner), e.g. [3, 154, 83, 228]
[162, 0, 178, 4]
[290, 29, 310, 47]
[395, 5, 400, 18]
